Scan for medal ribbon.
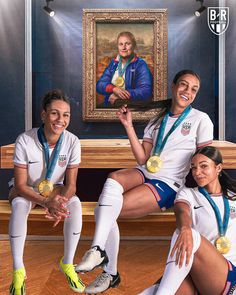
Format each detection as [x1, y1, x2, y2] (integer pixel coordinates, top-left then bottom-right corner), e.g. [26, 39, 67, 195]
[37, 125, 64, 181]
[153, 106, 192, 156]
[117, 56, 133, 78]
[198, 187, 230, 237]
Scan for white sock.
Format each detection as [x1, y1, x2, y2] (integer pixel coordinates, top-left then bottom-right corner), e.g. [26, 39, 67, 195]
[155, 229, 201, 295]
[93, 206, 120, 275]
[103, 221, 120, 275]
[92, 178, 123, 250]
[9, 197, 32, 270]
[63, 196, 82, 264]
[138, 283, 160, 295]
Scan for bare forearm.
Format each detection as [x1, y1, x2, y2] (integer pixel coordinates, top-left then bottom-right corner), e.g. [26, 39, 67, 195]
[60, 184, 76, 199]
[14, 185, 46, 207]
[174, 203, 192, 230]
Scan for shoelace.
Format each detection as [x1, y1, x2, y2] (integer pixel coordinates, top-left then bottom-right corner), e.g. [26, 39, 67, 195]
[64, 264, 78, 280]
[94, 273, 111, 287]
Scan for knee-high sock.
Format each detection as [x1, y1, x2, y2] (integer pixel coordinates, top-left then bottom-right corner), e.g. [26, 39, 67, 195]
[92, 178, 123, 250]
[103, 222, 120, 275]
[138, 283, 160, 295]
[155, 229, 201, 295]
[94, 206, 120, 275]
[63, 196, 82, 264]
[9, 197, 32, 270]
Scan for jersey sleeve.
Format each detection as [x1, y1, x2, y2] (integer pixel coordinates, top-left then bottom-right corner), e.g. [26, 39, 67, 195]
[67, 136, 81, 167]
[13, 133, 28, 167]
[196, 112, 214, 148]
[174, 186, 193, 209]
[143, 118, 157, 144]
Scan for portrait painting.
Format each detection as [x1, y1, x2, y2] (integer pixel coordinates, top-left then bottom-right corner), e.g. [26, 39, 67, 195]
[82, 9, 168, 121]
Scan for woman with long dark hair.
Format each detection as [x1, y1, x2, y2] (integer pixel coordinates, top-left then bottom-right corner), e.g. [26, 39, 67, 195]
[142, 146, 236, 295]
[9, 90, 85, 294]
[76, 70, 214, 294]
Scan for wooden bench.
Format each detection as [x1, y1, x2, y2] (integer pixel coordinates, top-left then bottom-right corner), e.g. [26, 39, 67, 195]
[1, 139, 236, 238]
[0, 200, 176, 238]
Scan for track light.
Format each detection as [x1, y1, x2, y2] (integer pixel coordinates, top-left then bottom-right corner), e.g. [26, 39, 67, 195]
[43, 0, 55, 17]
[194, 0, 206, 17]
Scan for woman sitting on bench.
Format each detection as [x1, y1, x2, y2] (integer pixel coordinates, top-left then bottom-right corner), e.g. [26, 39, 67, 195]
[75, 69, 214, 294]
[141, 146, 236, 295]
[8, 89, 85, 295]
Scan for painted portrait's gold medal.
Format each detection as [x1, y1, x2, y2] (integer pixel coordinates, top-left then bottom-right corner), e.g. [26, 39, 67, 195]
[215, 236, 231, 254]
[146, 155, 163, 173]
[115, 76, 125, 87]
[38, 179, 54, 198]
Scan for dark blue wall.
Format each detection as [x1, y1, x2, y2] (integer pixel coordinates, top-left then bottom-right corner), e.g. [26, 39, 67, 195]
[1, 0, 236, 199]
[225, 1, 236, 143]
[0, 0, 25, 145]
[32, 0, 219, 139]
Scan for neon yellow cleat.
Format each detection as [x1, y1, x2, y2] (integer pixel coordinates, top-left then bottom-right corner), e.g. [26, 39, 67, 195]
[9, 268, 26, 295]
[60, 257, 85, 293]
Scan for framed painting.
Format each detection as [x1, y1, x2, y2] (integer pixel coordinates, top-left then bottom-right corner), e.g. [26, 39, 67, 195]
[82, 9, 168, 121]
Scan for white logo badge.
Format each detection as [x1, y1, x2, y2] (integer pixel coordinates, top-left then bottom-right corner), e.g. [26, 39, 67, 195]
[207, 7, 229, 35]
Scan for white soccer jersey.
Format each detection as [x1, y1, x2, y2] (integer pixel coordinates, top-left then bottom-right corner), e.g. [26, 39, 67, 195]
[138, 108, 213, 191]
[175, 186, 236, 265]
[13, 128, 81, 191]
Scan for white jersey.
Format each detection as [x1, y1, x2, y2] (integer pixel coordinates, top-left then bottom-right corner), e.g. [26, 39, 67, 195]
[175, 186, 236, 265]
[13, 128, 81, 191]
[138, 108, 213, 191]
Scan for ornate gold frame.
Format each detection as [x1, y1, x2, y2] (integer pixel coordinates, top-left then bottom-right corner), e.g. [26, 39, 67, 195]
[82, 9, 168, 121]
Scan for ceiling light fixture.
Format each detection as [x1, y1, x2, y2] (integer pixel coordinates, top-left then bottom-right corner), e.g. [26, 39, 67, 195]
[43, 0, 55, 17]
[194, 0, 206, 17]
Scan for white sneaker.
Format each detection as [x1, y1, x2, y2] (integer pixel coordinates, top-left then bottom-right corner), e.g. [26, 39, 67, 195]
[75, 246, 109, 273]
[85, 272, 120, 294]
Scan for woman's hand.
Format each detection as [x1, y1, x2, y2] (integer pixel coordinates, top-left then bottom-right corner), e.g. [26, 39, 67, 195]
[117, 105, 133, 128]
[44, 195, 69, 226]
[109, 93, 119, 105]
[170, 227, 193, 268]
[113, 87, 131, 100]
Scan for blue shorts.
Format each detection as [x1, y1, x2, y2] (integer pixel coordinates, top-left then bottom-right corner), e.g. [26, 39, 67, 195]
[223, 261, 236, 295]
[137, 169, 177, 211]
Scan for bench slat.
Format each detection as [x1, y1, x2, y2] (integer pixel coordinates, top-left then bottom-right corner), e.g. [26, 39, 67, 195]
[1, 140, 236, 169]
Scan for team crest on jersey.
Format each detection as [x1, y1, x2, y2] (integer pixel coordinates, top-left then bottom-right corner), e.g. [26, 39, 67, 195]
[181, 122, 191, 136]
[230, 206, 236, 219]
[58, 155, 67, 167]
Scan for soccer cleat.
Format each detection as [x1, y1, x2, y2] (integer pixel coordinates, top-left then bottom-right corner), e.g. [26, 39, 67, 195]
[75, 246, 109, 273]
[9, 268, 26, 295]
[84, 271, 121, 294]
[60, 257, 85, 293]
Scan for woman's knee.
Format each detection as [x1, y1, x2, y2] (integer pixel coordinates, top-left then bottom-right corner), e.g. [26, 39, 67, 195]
[66, 196, 82, 211]
[108, 170, 124, 183]
[11, 197, 32, 215]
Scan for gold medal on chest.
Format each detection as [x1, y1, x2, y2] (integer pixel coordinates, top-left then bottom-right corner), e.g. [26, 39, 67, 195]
[215, 236, 231, 254]
[146, 155, 163, 173]
[115, 76, 125, 87]
[38, 179, 54, 198]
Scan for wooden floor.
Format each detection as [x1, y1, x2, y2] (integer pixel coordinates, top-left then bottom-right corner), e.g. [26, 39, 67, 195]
[0, 240, 170, 295]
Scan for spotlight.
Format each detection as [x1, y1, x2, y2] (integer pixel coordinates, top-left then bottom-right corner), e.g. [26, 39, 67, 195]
[43, 0, 55, 17]
[194, 0, 206, 17]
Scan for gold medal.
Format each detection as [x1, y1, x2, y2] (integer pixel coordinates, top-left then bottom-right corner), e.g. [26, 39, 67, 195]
[38, 179, 54, 198]
[215, 236, 231, 254]
[146, 155, 163, 173]
[115, 76, 125, 87]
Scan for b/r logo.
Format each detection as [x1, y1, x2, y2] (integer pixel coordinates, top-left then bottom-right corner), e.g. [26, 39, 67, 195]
[207, 7, 229, 35]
